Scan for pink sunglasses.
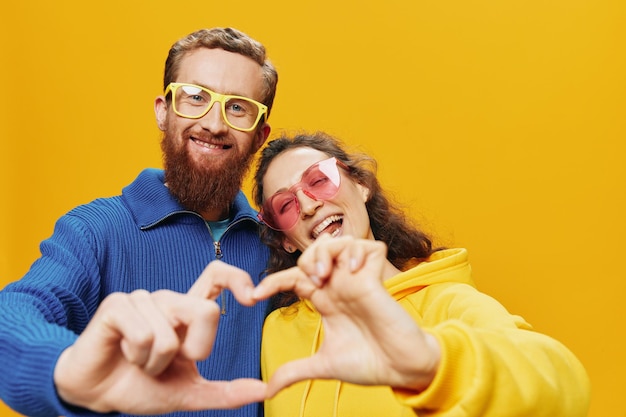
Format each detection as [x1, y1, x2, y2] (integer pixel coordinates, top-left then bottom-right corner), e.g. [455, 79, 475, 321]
[258, 157, 349, 231]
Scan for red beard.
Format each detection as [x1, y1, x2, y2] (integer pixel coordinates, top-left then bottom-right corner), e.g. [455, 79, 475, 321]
[160, 128, 255, 216]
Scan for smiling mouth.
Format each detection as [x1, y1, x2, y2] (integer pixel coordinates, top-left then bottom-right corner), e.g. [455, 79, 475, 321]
[311, 215, 343, 239]
[191, 138, 232, 150]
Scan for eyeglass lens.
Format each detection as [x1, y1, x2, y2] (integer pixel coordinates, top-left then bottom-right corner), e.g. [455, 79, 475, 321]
[262, 158, 342, 231]
[174, 84, 261, 130]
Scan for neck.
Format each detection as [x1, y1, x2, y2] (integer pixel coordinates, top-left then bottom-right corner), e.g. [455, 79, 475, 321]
[199, 207, 230, 222]
[382, 259, 402, 281]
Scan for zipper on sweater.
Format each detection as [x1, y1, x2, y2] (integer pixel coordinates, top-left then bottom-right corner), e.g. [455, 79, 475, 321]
[214, 241, 223, 260]
[214, 241, 226, 315]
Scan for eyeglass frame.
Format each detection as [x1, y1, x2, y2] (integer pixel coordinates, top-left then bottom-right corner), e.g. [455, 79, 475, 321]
[164, 82, 268, 132]
[257, 157, 350, 231]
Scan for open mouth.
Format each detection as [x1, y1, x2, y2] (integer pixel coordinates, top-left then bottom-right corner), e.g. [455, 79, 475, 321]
[311, 215, 343, 239]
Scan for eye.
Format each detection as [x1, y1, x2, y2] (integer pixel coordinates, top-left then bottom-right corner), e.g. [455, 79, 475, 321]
[180, 86, 210, 105]
[225, 99, 252, 116]
[307, 173, 330, 189]
[271, 193, 297, 215]
[229, 103, 244, 113]
[278, 198, 296, 214]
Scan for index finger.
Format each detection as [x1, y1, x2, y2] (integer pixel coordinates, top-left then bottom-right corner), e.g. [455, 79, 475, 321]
[252, 266, 315, 301]
[187, 260, 256, 306]
[297, 236, 372, 280]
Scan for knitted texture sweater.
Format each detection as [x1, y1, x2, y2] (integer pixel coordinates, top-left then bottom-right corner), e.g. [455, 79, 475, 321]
[0, 168, 269, 417]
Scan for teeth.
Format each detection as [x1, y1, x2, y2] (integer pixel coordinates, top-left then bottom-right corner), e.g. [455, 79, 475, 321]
[192, 139, 223, 149]
[312, 215, 343, 239]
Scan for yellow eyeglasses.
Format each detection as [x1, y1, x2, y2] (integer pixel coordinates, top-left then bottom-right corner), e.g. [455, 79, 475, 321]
[164, 82, 268, 132]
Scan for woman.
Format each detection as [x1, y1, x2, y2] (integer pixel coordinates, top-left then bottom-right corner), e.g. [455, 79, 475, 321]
[251, 131, 590, 416]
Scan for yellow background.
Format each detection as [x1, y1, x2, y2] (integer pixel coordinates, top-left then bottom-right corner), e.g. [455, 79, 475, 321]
[1, 1, 624, 416]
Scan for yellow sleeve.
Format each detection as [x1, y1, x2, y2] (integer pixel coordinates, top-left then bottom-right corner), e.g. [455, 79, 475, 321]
[395, 284, 591, 416]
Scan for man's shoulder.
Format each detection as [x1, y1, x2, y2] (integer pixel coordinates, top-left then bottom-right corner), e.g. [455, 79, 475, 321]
[60, 169, 162, 227]
[123, 168, 165, 193]
[63, 194, 130, 229]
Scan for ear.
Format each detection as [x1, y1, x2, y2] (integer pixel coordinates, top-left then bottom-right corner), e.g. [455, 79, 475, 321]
[356, 182, 371, 203]
[252, 122, 271, 152]
[154, 95, 168, 131]
[281, 237, 297, 253]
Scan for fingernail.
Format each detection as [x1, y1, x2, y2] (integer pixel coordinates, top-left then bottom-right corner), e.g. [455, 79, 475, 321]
[316, 261, 325, 277]
[310, 275, 321, 286]
[350, 257, 358, 271]
[251, 288, 261, 299]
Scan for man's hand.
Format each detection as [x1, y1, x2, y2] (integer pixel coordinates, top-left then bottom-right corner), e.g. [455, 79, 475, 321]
[54, 260, 266, 414]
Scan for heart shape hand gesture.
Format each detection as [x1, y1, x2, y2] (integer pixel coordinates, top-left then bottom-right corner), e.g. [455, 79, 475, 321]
[54, 236, 440, 414]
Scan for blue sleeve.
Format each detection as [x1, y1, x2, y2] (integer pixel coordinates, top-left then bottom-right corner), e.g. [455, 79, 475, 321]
[0, 212, 111, 417]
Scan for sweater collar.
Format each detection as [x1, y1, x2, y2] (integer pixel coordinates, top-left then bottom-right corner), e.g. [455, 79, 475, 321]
[122, 168, 260, 229]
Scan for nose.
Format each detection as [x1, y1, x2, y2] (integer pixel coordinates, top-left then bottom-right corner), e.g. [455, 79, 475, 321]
[197, 102, 228, 135]
[296, 189, 322, 218]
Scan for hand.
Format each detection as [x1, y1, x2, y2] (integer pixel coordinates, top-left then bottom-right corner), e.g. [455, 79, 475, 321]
[254, 235, 441, 397]
[54, 260, 266, 414]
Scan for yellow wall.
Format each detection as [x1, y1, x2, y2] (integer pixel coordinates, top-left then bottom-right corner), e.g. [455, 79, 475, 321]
[1, 1, 624, 416]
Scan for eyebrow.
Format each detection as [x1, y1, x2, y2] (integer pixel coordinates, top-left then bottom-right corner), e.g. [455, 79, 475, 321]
[270, 158, 328, 195]
[187, 80, 255, 99]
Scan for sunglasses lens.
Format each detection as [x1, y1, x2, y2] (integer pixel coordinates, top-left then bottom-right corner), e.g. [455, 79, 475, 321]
[306, 158, 341, 198]
[261, 158, 342, 231]
[265, 193, 299, 230]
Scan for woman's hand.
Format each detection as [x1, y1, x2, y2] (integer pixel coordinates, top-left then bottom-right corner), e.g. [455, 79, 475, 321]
[254, 235, 441, 397]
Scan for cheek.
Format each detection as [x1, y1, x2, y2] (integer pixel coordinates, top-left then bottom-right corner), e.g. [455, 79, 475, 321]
[235, 138, 251, 155]
[342, 189, 371, 231]
[233, 131, 259, 154]
[347, 200, 369, 222]
[289, 226, 313, 251]
[164, 118, 186, 139]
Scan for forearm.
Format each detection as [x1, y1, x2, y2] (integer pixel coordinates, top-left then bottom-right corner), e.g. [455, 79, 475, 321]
[0, 291, 78, 416]
[0, 216, 104, 416]
[395, 321, 590, 416]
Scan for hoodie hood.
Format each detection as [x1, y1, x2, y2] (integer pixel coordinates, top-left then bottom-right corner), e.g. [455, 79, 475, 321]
[385, 248, 474, 300]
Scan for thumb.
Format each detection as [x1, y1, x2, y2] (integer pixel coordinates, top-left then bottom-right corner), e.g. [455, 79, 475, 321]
[266, 356, 327, 398]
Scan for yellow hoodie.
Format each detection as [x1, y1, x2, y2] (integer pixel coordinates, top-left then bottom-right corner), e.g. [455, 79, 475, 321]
[261, 248, 590, 416]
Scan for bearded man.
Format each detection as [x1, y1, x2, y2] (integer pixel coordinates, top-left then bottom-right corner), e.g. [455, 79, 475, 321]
[0, 27, 277, 417]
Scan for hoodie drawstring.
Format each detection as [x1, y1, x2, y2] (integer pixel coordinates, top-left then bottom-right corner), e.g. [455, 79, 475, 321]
[333, 381, 342, 417]
[299, 317, 323, 417]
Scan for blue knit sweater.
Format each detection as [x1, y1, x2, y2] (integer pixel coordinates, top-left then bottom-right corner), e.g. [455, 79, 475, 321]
[0, 168, 269, 417]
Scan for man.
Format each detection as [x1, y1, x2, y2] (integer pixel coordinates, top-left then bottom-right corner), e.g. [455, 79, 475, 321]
[0, 27, 277, 417]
